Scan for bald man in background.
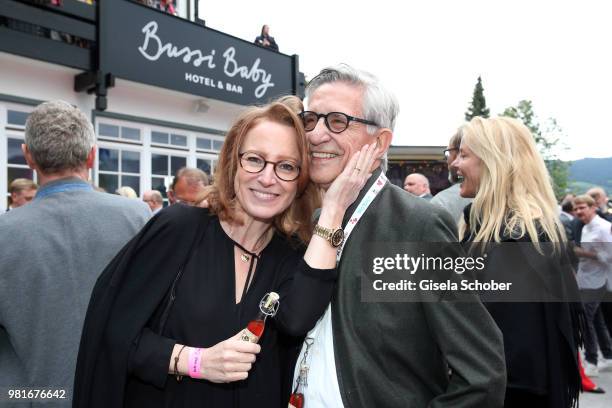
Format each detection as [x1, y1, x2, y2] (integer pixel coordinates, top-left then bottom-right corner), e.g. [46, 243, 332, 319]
[143, 190, 164, 214]
[404, 173, 432, 200]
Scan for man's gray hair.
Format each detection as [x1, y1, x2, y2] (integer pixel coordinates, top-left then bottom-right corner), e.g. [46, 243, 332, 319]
[24, 100, 95, 173]
[306, 64, 400, 172]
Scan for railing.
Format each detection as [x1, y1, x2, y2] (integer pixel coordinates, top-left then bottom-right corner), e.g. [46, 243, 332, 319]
[0, 0, 95, 69]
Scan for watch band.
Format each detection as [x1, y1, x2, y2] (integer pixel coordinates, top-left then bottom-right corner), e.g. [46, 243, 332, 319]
[313, 224, 344, 248]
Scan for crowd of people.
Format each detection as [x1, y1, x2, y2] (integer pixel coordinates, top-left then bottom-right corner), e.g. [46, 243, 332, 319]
[1, 64, 611, 408]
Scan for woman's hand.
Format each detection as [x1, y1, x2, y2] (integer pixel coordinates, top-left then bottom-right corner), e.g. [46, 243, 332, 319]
[199, 331, 260, 383]
[321, 143, 378, 216]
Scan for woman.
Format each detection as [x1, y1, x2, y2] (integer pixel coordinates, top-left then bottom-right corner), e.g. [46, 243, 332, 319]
[73, 96, 377, 407]
[452, 117, 581, 407]
[254, 24, 279, 51]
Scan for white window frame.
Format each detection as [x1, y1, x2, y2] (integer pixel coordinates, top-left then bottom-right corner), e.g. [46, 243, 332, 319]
[95, 142, 144, 196]
[92, 117, 223, 200]
[1, 102, 37, 211]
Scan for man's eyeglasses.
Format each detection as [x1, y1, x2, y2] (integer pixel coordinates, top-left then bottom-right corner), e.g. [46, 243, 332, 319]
[443, 147, 459, 159]
[239, 152, 300, 182]
[299, 111, 378, 134]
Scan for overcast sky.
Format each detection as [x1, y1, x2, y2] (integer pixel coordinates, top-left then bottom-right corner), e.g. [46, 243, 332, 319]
[200, 0, 611, 161]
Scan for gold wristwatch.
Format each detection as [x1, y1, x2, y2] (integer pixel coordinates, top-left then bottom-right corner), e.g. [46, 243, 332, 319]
[313, 224, 344, 248]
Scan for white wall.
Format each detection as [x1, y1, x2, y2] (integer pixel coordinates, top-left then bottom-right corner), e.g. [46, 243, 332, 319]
[0, 52, 243, 131]
[0, 52, 247, 209]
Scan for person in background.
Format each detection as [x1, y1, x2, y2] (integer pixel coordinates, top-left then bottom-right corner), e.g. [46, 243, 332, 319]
[454, 116, 582, 407]
[7, 178, 38, 211]
[0, 101, 150, 406]
[168, 167, 209, 206]
[431, 129, 473, 222]
[158, 0, 177, 16]
[116, 186, 138, 199]
[143, 189, 164, 214]
[559, 195, 604, 392]
[403, 172, 432, 200]
[587, 189, 612, 339]
[587, 187, 612, 222]
[254, 24, 279, 51]
[573, 194, 612, 377]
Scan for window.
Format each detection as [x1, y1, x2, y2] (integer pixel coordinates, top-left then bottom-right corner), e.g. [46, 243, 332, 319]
[151, 153, 187, 199]
[98, 147, 141, 195]
[151, 130, 188, 148]
[91, 118, 223, 204]
[6, 136, 35, 187]
[196, 158, 212, 176]
[213, 140, 223, 151]
[196, 137, 212, 150]
[98, 122, 142, 142]
[7, 110, 29, 127]
[196, 135, 223, 152]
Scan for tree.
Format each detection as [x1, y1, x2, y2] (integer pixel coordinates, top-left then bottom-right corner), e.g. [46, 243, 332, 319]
[465, 76, 490, 121]
[500, 100, 570, 198]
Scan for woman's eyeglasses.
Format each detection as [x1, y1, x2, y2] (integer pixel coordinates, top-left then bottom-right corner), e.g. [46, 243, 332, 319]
[239, 152, 300, 181]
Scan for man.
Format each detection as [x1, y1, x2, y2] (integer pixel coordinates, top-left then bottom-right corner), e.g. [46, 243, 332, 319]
[0, 101, 150, 405]
[6, 178, 38, 210]
[587, 187, 612, 222]
[560, 197, 576, 239]
[573, 195, 612, 377]
[143, 189, 164, 214]
[293, 65, 506, 407]
[559, 197, 580, 271]
[167, 167, 209, 206]
[431, 130, 473, 221]
[571, 187, 612, 251]
[403, 172, 432, 200]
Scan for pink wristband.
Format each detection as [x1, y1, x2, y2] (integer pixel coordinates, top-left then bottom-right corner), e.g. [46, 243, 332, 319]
[188, 347, 203, 379]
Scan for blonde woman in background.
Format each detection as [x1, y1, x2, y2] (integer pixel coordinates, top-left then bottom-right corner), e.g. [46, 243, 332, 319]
[453, 117, 581, 407]
[116, 186, 138, 199]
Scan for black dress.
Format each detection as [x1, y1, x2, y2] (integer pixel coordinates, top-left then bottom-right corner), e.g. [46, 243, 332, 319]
[73, 205, 336, 408]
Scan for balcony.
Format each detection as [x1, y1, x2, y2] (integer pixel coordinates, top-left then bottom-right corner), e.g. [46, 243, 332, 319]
[0, 0, 304, 109]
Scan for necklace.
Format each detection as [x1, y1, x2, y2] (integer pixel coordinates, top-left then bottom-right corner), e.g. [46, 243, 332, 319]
[228, 224, 272, 263]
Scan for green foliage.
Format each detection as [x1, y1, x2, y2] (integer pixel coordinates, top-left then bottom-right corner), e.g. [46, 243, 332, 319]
[465, 76, 490, 121]
[500, 100, 570, 198]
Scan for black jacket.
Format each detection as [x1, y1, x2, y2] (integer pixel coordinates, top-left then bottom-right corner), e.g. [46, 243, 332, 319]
[462, 204, 582, 408]
[73, 205, 335, 407]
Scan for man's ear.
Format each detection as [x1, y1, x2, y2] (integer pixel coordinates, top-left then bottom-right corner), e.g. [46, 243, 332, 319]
[86, 146, 96, 169]
[374, 128, 393, 158]
[21, 144, 37, 170]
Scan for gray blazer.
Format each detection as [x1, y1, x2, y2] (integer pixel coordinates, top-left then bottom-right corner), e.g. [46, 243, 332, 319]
[331, 168, 506, 407]
[0, 178, 150, 406]
[431, 183, 473, 223]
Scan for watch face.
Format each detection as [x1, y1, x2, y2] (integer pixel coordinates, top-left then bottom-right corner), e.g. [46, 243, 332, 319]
[331, 229, 344, 247]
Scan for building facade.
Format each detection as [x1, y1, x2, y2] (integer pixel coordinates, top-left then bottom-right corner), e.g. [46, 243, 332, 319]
[1, 0, 304, 209]
[387, 145, 450, 195]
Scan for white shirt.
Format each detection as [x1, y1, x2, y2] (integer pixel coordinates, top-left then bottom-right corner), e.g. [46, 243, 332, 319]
[292, 304, 344, 407]
[577, 216, 612, 290]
